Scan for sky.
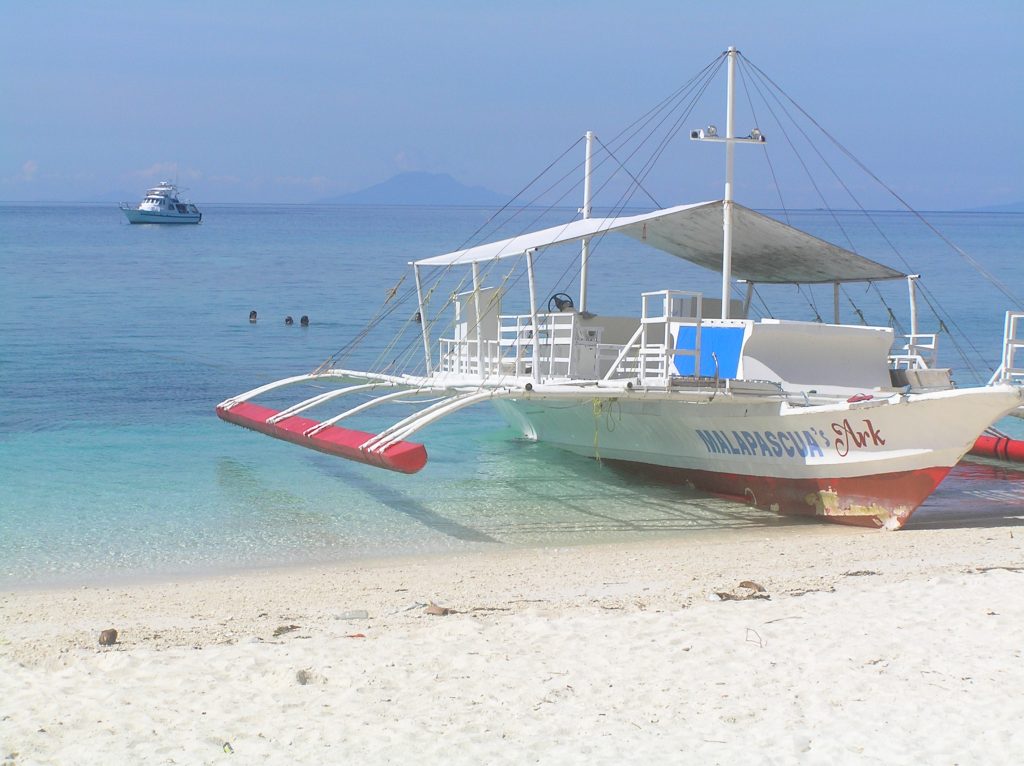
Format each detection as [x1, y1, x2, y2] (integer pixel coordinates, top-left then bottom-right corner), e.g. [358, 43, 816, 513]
[2, 0, 1022, 209]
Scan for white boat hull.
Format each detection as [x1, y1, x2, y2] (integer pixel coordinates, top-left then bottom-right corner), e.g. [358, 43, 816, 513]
[122, 208, 201, 224]
[494, 385, 1023, 529]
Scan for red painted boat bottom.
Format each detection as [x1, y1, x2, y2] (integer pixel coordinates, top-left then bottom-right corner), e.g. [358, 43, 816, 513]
[602, 460, 953, 529]
[216, 402, 427, 474]
[969, 434, 1024, 464]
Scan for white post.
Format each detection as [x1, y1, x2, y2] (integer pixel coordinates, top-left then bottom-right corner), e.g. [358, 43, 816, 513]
[907, 274, 920, 337]
[721, 46, 737, 320]
[472, 262, 483, 377]
[579, 130, 594, 312]
[414, 265, 431, 374]
[833, 282, 840, 324]
[526, 249, 542, 385]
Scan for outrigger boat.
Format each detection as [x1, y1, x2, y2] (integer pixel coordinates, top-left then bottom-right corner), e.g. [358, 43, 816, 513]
[218, 47, 1024, 529]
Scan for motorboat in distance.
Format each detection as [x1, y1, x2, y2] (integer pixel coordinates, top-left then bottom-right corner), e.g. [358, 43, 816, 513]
[121, 181, 201, 224]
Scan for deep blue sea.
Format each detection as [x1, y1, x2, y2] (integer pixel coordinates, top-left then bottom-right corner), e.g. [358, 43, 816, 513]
[2, 203, 1022, 587]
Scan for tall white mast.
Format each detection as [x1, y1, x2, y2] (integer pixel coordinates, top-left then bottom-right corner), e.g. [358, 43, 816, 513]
[722, 46, 737, 320]
[579, 130, 594, 312]
[690, 46, 765, 320]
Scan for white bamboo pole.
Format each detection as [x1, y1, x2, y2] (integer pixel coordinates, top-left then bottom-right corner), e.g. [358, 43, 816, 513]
[579, 130, 594, 312]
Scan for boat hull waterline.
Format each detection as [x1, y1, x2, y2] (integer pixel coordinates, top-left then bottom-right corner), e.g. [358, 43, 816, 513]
[217, 382, 1020, 530]
[122, 209, 202, 224]
[492, 385, 1022, 529]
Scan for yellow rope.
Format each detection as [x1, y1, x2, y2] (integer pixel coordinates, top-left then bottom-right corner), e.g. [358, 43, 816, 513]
[591, 398, 602, 465]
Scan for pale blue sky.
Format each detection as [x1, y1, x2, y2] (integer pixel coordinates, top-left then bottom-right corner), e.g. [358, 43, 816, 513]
[2, 0, 1021, 208]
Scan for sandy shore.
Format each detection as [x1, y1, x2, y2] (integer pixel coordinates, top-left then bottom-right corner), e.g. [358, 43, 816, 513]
[2, 522, 1023, 764]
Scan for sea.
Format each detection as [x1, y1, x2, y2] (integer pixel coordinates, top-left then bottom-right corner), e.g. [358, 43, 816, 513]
[2, 203, 1023, 588]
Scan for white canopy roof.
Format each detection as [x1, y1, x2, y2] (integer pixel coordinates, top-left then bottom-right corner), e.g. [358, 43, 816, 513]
[415, 201, 905, 284]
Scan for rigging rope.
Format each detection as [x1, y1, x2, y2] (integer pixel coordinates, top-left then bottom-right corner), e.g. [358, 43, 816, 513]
[741, 53, 1022, 311]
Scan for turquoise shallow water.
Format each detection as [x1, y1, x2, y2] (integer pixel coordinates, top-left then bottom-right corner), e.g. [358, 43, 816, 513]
[1, 203, 1022, 587]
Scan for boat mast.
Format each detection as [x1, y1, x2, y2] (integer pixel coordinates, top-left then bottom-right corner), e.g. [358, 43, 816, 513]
[690, 46, 765, 320]
[579, 130, 594, 312]
[722, 46, 737, 320]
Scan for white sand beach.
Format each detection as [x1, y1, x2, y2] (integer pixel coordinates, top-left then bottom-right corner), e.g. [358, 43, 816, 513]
[2, 522, 1023, 764]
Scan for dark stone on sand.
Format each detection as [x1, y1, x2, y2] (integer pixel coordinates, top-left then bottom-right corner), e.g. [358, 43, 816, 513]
[99, 629, 118, 646]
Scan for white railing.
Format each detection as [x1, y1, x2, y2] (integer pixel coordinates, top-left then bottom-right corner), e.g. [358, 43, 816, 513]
[889, 332, 939, 370]
[641, 290, 704, 384]
[596, 290, 706, 384]
[437, 338, 504, 376]
[499, 312, 577, 378]
[437, 311, 581, 380]
[990, 311, 1024, 385]
[436, 290, 712, 386]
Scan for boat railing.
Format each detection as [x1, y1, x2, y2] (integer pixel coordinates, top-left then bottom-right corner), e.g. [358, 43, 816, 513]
[889, 333, 939, 370]
[989, 311, 1024, 385]
[438, 289, 714, 386]
[497, 312, 577, 378]
[437, 338, 504, 377]
[437, 311, 580, 380]
[642, 290, 704, 384]
[597, 290, 705, 385]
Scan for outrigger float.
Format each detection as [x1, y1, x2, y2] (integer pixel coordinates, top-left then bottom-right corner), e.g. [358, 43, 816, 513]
[218, 47, 1024, 529]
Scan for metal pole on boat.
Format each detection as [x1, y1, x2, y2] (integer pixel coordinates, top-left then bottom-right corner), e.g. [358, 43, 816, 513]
[833, 282, 840, 324]
[526, 248, 542, 385]
[741, 280, 754, 318]
[907, 274, 920, 338]
[472, 261, 484, 377]
[414, 264, 432, 374]
[579, 130, 594, 312]
[721, 46, 737, 320]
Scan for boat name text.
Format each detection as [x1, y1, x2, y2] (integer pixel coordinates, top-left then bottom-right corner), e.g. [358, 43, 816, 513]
[694, 429, 826, 459]
[831, 418, 885, 457]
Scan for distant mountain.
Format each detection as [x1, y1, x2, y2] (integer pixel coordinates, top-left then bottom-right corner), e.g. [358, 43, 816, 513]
[319, 172, 507, 206]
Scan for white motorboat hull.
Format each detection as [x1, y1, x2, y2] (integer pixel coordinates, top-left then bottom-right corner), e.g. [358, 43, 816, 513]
[122, 208, 201, 224]
[494, 384, 1023, 529]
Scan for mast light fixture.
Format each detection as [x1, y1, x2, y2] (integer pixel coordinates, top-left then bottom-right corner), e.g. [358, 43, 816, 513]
[690, 126, 766, 143]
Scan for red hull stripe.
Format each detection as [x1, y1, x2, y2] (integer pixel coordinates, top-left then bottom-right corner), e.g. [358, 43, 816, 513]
[602, 460, 952, 529]
[216, 402, 428, 474]
[970, 434, 1024, 464]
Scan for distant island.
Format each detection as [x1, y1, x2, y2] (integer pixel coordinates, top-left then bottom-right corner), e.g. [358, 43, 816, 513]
[318, 171, 508, 206]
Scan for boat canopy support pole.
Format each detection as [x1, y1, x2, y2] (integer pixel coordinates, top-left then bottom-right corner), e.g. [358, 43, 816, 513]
[579, 130, 594, 313]
[833, 282, 840, 324]
[414, 264, 431, 374]
[721, 46, 737, 320]
[907, 274, 920, 337]
[472, 262, 484, 378]
[526, 248, 542, 385]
